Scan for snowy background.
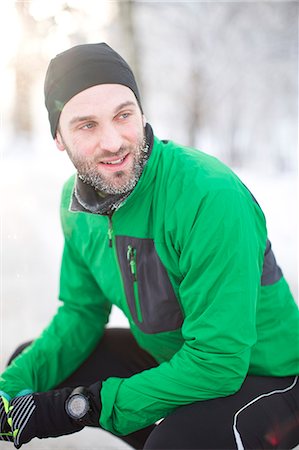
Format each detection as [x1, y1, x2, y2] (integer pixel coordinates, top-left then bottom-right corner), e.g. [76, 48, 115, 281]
[0, 1, 298, 449]
[0, 145, 297, 450]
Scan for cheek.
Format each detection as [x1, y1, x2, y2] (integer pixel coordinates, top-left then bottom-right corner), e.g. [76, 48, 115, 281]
[124, 123, 144, 145]
[70, 135, 98, 158]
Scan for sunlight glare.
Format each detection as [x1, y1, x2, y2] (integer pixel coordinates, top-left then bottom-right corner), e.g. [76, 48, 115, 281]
[0, 3, 21, 70]
[29, 0, 64, 22]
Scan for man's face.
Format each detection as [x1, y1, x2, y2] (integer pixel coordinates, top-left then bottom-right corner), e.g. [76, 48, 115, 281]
[55, 84, 146, 194]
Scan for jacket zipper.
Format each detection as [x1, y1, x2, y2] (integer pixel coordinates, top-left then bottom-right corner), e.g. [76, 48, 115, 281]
[127, 245, 143, 323]
[106, 216, 131, 320]
[108, 216, 113, 247]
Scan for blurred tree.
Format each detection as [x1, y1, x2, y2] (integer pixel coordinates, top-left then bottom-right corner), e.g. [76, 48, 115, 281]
[11, 1, 90, 143]
[132, 1, 297, 171]
[186, 36, 201, 148]
[9, 0, 296, 171]
[13, 2, 42, 139]
[109, 0, 143, 94]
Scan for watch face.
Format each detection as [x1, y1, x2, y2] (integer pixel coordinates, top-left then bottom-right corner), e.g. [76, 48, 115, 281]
[67, 394, 89, 419]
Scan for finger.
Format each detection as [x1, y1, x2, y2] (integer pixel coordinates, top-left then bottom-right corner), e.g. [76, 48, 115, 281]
[9, 395, 36, 448]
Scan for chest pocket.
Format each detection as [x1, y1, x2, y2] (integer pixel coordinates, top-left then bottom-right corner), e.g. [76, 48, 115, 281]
[115, 236, 183, 334]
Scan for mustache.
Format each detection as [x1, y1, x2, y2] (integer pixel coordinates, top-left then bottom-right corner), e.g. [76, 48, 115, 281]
[94, 139, 147, 163]
[98, 147, 128, 160]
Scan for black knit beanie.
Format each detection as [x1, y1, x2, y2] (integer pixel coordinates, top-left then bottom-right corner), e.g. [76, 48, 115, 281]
[44, 43, 142, 138]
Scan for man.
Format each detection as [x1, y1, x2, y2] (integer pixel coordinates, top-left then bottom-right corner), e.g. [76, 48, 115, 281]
[0, 43, 298, 450]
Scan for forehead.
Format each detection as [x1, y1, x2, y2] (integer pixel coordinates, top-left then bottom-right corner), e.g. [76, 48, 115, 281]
[60, 84, 138, 120]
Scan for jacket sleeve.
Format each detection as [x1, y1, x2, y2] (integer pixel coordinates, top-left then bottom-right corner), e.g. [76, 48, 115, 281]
[99, 188, 267, 435]
[0, 212, 111, 399]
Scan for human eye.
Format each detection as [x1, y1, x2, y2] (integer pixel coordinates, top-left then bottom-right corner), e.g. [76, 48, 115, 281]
[81, 122, 95, 130]
[116, 110, 133, 121]
[119, 112, 130, 119]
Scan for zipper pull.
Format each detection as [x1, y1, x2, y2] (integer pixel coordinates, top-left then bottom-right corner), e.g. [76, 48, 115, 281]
[108, 216, 113, 247]
[127, 245, 137, 281]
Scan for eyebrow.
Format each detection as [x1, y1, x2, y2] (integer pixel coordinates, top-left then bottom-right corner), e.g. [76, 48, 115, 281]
[68, 101, 137, 128]
[113, 100, 137, 113]
[69, 115, 97, 127]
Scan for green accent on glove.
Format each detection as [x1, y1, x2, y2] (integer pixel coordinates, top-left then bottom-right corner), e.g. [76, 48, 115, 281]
[0, 395, 13, 441]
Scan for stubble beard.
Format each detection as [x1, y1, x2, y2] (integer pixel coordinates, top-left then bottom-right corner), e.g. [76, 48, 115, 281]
[65, 136, 148, 195]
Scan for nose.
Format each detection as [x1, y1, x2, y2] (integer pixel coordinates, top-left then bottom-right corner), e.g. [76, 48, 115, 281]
[97, 123, 122, 154]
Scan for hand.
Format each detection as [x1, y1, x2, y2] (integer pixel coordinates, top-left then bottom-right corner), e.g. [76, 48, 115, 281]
[7, 381, 102, 448]
[0, 395, 13, 443]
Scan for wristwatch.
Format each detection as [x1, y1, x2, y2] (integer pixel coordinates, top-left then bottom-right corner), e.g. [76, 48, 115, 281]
[65, 387, 91, 421]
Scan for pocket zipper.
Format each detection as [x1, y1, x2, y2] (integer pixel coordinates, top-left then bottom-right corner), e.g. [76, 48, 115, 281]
[127, 245, 143, 323]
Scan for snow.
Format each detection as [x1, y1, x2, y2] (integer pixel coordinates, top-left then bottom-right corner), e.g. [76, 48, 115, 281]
[0, 145, 134, 449]
[0, 3, 297, 448]
[1, 141, 297, 362]
[0, 428, 132, 450]
[0, 140, 297, 449]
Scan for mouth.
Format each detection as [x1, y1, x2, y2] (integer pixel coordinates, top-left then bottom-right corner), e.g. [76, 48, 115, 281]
[98, 153, 130, 172]
[102, 156, 126, 165]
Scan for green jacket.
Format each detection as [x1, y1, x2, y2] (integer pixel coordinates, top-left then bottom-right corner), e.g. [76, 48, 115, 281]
[1, 135, 298, 436]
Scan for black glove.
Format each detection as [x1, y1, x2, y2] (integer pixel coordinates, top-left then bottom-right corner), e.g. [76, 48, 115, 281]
[0, 395, 13, 442]
[7, 381, 102, 448]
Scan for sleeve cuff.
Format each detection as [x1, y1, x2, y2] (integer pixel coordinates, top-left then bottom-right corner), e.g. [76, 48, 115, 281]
[16, 389, 34, 397]
[0, 390, 11, 401]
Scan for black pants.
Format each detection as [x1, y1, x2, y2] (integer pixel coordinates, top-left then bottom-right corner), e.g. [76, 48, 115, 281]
[9, 328, 299, 449]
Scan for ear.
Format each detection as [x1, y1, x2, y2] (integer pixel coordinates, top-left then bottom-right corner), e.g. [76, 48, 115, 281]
[142, 115, 147, 128]
[55, 130, 65, 152]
